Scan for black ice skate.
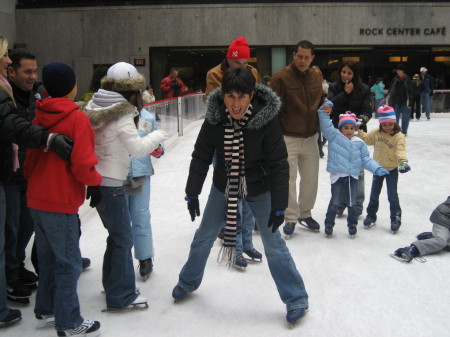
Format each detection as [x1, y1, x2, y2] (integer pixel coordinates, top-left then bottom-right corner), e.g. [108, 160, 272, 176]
[324, 225, 333, 237]
[172, 285, 188, 303]
[363, 216, 376, 229]
[102, 295, 148, 312]
[391, 214, 402, 234]
[286, 307, 308, 328]
[138, 258, 153, 281]
[233, 254, 247, 271]
[348, 224, 357, 239]
[298, 217, 320, 232]
[0, 309, 22, 327]
[283, 222, 296, 239]
[390, 245, 424, 263]
[19, 267, 38, 290]
[7, 279, 31, 304]
[244, 248, 262, 262]
[416, 232, 433, 241]
[57, 319, 100, 337]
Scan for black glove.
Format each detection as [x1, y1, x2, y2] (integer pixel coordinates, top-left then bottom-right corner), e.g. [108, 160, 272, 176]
[86, 186, 102, 208]
[48, 133, 74, 161]
[171, 81, 182, 89]
[185, 195, 200, 222]
[267, 209, 285, 233]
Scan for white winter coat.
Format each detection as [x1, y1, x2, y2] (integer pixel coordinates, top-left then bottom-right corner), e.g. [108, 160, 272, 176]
[85, 89, 165, 181]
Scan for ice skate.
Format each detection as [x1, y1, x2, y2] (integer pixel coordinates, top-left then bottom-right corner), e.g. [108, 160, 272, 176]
[390, 245, 420, 263]
[36, 314, 55, 328]
[138, 258, 153, 281]
[172, 285, 188, 303]
[6, 279, 31, 305]
[391, 214, 401, 233]
[19, 267, 38, 290]
[82, 257, 91, 271]
[324, 225, 333, 237]
[102, 295, 148, 312]
[244, 248, 262, 262]
[0, 309, 21, 327]
[56, 319, 100, 337]
[298, 217, 320, 232]
[363, 216, 376, 229]
[348, 225, 357, 239]
[233, 254, 247, 271]
[283, 222, 296, 239]
[286, 307, 308, 328]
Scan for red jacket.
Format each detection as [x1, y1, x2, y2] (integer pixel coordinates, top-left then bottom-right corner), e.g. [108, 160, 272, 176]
[24, 98, 101, 214]
[160, 76, 186, 98]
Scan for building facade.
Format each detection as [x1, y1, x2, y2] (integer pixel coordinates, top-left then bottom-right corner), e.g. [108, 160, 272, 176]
[4, 1, 450, 98]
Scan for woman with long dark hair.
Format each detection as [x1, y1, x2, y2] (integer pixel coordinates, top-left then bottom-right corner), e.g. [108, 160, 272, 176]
[327, 60, 372, 218]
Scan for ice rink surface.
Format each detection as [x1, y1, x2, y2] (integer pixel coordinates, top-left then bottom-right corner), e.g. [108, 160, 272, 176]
[3, 114, 450, 337]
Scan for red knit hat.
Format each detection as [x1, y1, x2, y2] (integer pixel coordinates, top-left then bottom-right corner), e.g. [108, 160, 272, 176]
[227, 37, 250, 59]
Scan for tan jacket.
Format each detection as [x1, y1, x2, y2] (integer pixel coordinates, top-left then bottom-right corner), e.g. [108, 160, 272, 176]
[357, 129, 408, 171]
[205, 63, 261, 95]
[270, 63, 323, 138]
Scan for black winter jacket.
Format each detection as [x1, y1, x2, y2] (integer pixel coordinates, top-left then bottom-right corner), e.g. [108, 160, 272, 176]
[327, 82, 372, 132]
[185, 84, 289, 209]
[0, 88, 48, 182]
[429, 196, 450, 230]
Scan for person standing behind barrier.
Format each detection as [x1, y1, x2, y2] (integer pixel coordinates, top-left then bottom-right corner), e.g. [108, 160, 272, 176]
[160, 67, 187, 99]
[410, 74, 424, 121]
[205, 36, 261, 96]
[84, 62, 167, 311]
[327, 60, 372, 218]
[419, 67, 433, 120]
[142, 84, 159, 121]
[205, 36, 263, 269]
[125, 106, 164, 281]
[371, 77, 385, 116]
[386, 64, 413, 135]
[270, 40, 324, 238]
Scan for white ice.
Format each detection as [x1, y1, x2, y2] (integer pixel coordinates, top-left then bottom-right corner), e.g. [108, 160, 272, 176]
[3, 114, 450, 337]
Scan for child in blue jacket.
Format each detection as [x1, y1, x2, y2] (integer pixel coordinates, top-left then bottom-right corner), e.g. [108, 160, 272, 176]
[318, 101, 389, 238]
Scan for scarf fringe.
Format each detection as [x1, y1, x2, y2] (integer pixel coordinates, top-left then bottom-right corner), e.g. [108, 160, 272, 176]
[217, 246, 237, 268]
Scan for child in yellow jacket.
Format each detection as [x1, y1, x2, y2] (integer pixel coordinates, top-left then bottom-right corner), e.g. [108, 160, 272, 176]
[357, 105, 410, 233]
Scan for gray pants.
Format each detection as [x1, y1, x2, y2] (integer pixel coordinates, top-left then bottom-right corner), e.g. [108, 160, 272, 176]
[413, 223, 450, 256]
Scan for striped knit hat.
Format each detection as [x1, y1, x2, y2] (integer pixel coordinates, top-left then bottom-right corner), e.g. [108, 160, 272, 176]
[378, 105, 396, 124]
[338, 111, 357, 128]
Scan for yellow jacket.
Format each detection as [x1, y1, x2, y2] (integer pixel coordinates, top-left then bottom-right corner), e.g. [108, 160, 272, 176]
[358, 128, 408, 171]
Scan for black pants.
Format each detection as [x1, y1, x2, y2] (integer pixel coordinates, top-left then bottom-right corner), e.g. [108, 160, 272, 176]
[410, 94, 421, 119]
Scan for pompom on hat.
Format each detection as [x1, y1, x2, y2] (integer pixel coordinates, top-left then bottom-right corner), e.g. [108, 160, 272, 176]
[378, 105, 396, 124]
[226, 37, 250, 59]
[338, 111, 357, 128]
[101, 62, 145, 92]
[42, 62, 76, 98]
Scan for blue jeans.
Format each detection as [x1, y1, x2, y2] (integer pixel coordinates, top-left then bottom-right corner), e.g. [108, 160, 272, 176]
[126, 177, 154, 260]
[420, 91, 431, 119]
[366, 169, 401, 222]
[30, 208, 83, 331]
[0, 183, 9, 321]
[325, 176, 359, 228]
[394, 104, 410, 135]
[4, 182, 35, 282]
[338, 169, 364, 216]
[177, 185, 308, 311]
[96, 186, 138, 308]
[236, 199, 255, 255]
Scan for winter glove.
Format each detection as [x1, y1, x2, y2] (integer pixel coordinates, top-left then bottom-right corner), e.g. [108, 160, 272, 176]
[358, 115, 370, 127]
[375, 167, 390, 176]
[171, 81, 182, 89]
[150, 144, 164, 158]
[267, 209, 285, 233]
[86, 186, 102, 208]
[185, 195, 200, 222]
[398, 161, 411, 174]
[47, 133, 74, 161]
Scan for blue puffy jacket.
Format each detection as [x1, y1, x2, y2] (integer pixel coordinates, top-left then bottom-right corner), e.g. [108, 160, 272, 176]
[128, 108, 164, 178]
[318, 108, 381, 176]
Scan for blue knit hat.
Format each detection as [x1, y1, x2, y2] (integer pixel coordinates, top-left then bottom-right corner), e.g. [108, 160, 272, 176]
[378, 105, 396, 124]
[42, 62, 76, 98]
[338, 111, 357, 128]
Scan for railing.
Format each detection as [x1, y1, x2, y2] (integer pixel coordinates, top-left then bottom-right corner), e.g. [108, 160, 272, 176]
[144, 92, 207, 145]
[431, 90, 450, 113]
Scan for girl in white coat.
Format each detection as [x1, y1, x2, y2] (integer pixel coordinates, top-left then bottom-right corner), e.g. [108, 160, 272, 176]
[85, 62, 167, 310]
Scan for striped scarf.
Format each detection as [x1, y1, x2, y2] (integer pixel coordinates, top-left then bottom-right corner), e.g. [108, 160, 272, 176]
[217, 104, 253, 267]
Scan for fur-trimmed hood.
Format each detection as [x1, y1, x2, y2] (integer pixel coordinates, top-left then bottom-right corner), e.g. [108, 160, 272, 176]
[206, 83, 281, 130]
[84, 89, 138, 128]
[101, 73, 145, 92]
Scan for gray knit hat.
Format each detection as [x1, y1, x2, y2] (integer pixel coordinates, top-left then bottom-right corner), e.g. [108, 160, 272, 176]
[101, 62, 145, 92]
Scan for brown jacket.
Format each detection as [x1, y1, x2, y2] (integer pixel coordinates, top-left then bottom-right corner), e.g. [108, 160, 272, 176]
[205, 63, 261, 95]
[270, 63, 323, 138]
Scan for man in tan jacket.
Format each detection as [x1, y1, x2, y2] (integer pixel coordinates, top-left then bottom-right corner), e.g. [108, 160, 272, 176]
[270, 40, 324, 239]
[205, 37, 261, 95]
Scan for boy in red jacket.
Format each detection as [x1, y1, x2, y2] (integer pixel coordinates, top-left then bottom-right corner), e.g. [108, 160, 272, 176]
[24, 62, 101, 337]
